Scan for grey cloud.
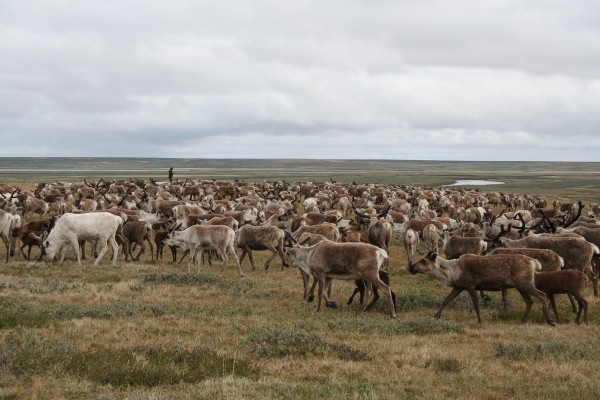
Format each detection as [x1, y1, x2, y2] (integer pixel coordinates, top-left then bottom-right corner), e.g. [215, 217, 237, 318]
[1, 1, 600, 161]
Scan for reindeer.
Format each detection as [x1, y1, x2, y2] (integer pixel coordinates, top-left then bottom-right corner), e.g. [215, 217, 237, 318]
[285, 241, 396, 319]
[409, 252, 555, 326]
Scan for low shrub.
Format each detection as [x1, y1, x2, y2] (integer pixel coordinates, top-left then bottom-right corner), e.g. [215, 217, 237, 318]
[0, 298, 174, 328]
[327, 317, 462, 336]
[65, 345, 258, 387]
[245, 325, 326, 358]
[0, 329, 75, 377]
[0, 329, 257, 386]
[495, 339, 600, 361]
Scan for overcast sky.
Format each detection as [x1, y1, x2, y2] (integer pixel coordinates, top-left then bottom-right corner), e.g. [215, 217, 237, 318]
[1, 1, 599, 161]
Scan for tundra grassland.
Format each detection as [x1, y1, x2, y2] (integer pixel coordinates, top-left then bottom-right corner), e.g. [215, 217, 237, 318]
[1, 159, 600, 399]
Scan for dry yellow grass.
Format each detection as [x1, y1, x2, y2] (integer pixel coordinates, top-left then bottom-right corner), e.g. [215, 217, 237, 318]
[1, 231, 599, 400]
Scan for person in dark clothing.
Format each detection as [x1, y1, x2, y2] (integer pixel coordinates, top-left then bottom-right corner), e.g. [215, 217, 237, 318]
[168, 167, 174, 182]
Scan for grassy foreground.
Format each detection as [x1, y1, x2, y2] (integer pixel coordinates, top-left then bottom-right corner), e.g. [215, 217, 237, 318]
[1, 241, 599, 399]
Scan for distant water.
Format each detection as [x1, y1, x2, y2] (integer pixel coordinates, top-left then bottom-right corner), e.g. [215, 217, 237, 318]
[446, 180, 505, 186]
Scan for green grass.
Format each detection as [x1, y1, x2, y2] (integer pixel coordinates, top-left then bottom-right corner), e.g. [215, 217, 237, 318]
[0, 329, 257, 386]
[65, 345, 258, 387]
[0, 329, 75, 377]
[245, 325, 326, 358]
[326, 316, 462, 336]
[0, 297, 174, 328]
[495, 338, 600, 361]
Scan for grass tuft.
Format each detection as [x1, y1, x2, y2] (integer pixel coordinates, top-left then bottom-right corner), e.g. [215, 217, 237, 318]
[495, 339, 600, 361]
[0, 329, 75, 377]
[268, 379, 396, 400]
[0, 298, 174, 328]
[65, 345, 258, 387]
[327, 317, 462, 336]
[143, 272, 254, 293]
[327, 343, 372, 361]
[394, 290, 446, 311]
[0, 329, 257, 386]
[429, 357, 465, 373]
[245, 325, 326, 358]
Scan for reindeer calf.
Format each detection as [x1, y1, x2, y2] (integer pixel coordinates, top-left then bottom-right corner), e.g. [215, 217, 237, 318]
[535, 270, 588, 323]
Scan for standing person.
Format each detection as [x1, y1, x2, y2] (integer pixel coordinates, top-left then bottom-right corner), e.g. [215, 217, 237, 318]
[168, 167, 174, 182]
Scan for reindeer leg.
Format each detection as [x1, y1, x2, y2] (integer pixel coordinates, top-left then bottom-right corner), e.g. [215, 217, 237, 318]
[548, 294, 561, 323]
[467, 288, 482, 324]
[247, 249, 257, 271]
[435, 287, 463, 320]
[324, 278, 336, 308]
[359, 281, 374, 314]
[263, 247, 278, 270]
[516, 290, 533, 324]
[533, 288, 554, 326]
[347, 286, 360, 305]
[316, 274, 325, 311]
[146, 237, 154, 262]
[370, 277, 396, 319]
[574, 293, 588, 324]
[299, 270, 312, 302]
[21, 243, 29, 260]
[238, 248, 248, 268]
[228, 242, 244, 277]
[93, 239, 109, 266]
[307, 276, 318, 303]
[1, 235, 9, 262]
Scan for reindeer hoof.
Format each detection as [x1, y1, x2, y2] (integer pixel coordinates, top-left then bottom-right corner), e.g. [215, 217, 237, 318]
[307, 295, 314, 302]
[548, 319, 556, 327]
[326, 301, 338, 309]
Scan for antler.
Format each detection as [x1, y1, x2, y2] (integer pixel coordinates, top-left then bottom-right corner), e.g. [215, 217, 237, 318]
[488, 224, 512, 245]
[376, 204, 391, 219]
[9, 188, 21, 200]
[169, 222, 182, 234]
[538, 210, 556, 233]
[351, 198, 371, 220]
[283, 230, 297, 247]
[169, 186, 183, 200]
[489, 208, 505, 225]
[114, 186, 137, 208]
[514, 213, 528, 234]
[562, 200, 584, 229]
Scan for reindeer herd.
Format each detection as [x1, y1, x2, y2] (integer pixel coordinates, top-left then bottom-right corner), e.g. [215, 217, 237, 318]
[1, 178, 599, 326]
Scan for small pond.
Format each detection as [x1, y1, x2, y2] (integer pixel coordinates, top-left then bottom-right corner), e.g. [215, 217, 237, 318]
[445, 180, 505, 186]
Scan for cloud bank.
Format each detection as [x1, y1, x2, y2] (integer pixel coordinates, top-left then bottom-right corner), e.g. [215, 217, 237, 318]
[1, 0, 600, 160]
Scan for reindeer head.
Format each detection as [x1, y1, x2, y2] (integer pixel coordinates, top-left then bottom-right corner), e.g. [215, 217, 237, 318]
[409, 252, 438, 275]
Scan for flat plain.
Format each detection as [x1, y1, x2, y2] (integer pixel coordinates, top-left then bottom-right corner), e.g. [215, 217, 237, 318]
[1, 158, 600, 399]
